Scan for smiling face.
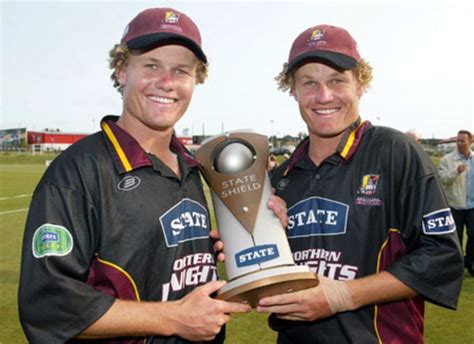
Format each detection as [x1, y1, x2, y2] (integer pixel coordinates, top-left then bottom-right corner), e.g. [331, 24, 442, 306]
[292, 62, 362, 141]
[117, 45, 199, 137]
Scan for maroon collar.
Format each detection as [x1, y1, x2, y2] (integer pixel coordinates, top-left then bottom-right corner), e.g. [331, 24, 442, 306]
[284, 118, 371, 175]
[101, 115, 198, 174]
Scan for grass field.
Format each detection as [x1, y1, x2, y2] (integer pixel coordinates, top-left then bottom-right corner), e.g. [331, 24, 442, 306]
[0, 153, 473, 343]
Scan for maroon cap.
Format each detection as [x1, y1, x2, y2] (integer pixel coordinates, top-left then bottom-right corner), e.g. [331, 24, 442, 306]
[287, 24, 360, 73]
[121, 8, 207, 63]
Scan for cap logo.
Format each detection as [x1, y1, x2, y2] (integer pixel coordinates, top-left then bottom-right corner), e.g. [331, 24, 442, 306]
[309, 29, 324, 42]
[164, 10, 180, 24]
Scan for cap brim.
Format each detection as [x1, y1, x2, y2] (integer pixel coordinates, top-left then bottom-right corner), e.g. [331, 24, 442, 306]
[288, 51, 357, 73]
[126, 33, 207, 63]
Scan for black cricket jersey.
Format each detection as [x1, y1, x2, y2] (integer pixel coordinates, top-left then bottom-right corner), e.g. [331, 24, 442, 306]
[270, 119, 464, 343]
[18, 116, 222, 344]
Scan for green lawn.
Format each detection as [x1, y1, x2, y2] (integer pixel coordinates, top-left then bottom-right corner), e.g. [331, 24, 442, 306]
[1, 153, 472, 343]
[0, 164, 44, 343]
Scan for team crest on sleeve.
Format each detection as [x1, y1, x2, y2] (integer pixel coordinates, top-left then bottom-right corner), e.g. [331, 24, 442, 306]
[287, 197, 349, 238]
[160, 198, 210, 247]
[422, 208, 456, 235]
[32, 224, 74, 258]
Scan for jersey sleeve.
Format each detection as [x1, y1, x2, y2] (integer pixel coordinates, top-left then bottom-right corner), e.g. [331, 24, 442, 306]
[387, 146, 463, 309]
[18, 181, 115, 343]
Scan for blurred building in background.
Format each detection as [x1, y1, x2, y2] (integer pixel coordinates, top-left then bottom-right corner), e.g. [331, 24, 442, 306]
[0, 128, 87, 153]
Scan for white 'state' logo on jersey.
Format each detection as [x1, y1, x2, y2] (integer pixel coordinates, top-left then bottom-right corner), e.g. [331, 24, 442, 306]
[160, 199, 210, 247]
[287, 197, 349, 238]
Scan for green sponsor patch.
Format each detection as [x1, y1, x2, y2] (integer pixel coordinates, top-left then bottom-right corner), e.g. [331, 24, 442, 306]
[32, 224, 73, 258]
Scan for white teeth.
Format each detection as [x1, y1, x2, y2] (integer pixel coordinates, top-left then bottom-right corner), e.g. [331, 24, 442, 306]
[315, 109, 338, 115]
[148, 96, 175, 104]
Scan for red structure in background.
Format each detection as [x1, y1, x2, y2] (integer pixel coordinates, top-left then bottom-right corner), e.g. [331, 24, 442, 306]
[28, 131, 88, 152]
[28, 131, 87, 144]
[177, 136, 201, 153]
[0, 127, 198, 153]
[177, 136, 193, 146]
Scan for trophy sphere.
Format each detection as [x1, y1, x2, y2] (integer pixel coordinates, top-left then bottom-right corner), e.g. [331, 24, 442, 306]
[214, 142, 255, 174]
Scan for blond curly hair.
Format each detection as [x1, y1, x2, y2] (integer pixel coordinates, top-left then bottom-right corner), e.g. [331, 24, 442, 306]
[108, 44, 209, 94]
[275, 59, 373, 94]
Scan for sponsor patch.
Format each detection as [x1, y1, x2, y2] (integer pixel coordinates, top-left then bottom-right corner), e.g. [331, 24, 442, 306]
[287, 197, 349, 237]
[32, 224, 73, 258]
[422, 208, 456, 235]
[235, 244, 279, 267]
[117, 175, 141, 191]
[160, 198, 209, 247]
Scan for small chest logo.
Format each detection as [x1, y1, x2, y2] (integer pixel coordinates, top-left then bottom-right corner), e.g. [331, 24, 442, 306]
[355, 174, 382, 206]
[276, 178, 289, 191]
[117, 176, 141, 191]
[160, 199, 209, 247]
[358, 174, 379, 196]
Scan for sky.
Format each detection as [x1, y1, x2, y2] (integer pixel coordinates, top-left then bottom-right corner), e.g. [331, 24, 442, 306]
[1, 0, 473, 139]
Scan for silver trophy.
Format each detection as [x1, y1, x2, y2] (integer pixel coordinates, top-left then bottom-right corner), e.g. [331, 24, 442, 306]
[196, 131, 318, 307]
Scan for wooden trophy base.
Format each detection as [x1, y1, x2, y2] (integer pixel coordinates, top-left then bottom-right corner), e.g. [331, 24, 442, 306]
[216, 265, 318, 308]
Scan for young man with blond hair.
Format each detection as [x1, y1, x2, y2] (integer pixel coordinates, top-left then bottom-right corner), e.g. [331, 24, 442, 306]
[257, 24, 464, 343]
[18, 8, 255, 343]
